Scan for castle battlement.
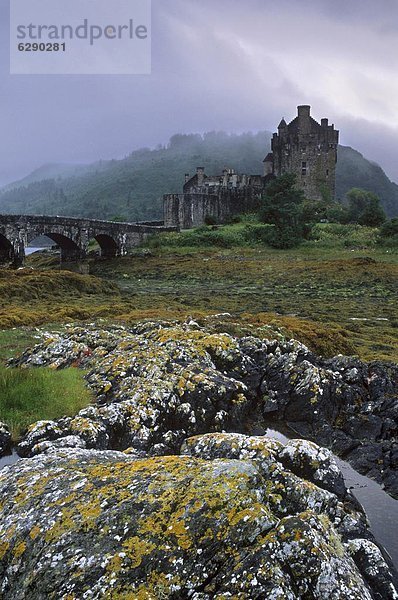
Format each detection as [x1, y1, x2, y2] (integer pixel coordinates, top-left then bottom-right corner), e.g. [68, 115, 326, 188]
[164, 106, 339, 229]
[269, 105, 339, 201]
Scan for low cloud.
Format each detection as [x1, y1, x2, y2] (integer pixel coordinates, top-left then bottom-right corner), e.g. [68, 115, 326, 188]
[1, 0, 398, 184]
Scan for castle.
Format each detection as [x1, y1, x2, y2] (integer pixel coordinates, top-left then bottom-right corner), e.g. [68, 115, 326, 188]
[164, 106, 339, 229]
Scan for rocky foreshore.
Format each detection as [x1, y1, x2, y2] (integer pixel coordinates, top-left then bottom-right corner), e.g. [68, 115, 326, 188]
[0, 422, 11, 457]
[1, 434, 398, 599]
[9, 320, 398, 498]
[1, 320, 398, 598]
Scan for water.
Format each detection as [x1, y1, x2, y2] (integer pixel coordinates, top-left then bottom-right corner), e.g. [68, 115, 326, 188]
[25, 247, 46, 256]
[0, 450, 19, 469]
[336, 457, 398, 567]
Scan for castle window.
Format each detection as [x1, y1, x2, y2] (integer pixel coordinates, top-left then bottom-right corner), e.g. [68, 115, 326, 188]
[301, 161, 307, 176]
[326, 169, 329, 177]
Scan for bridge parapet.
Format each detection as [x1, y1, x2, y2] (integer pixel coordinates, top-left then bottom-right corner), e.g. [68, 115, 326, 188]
[0, 214, 176, 265]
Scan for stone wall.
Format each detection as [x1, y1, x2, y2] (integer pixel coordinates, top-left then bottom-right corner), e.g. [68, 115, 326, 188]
[272, 106, 339, 202]
[164, 188, 263, 229]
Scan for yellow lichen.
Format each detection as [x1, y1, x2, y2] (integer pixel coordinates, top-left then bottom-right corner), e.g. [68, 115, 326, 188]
[29, 525, 41, 540]
[0, 541, 9, 560]
[105, 554, 123, 574]
[121, 537, 156, 568]
[13, 541, 26, 558]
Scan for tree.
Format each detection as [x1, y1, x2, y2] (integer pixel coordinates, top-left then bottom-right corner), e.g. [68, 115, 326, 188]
[301, 199, 328, 223]
[326, 202, 350, 224]
[378, 218, 398, 247]
[379, 218, 398, 238]
[346, 188, 386, 226]
[259, 173, 310, 248]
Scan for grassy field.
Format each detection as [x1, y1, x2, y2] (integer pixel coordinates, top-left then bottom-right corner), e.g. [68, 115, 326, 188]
[92, 223, 397, 361]
[0, 222, 396, 364]
[0, 222, 396, 437]
[0, 268, 122, 328]
[89, 254, 397, 361]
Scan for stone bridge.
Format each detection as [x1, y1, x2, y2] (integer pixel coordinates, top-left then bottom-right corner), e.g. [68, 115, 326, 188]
[0, 215, 176, 265]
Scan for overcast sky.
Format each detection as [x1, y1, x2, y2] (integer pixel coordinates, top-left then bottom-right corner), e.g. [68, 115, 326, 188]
[1, 0, 398, 185]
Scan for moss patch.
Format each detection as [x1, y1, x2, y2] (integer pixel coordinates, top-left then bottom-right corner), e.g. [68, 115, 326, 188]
[1, 226, 397, 362]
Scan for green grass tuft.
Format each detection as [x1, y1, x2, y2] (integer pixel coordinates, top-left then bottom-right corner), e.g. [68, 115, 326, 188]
[308, 223, 378, 248]
[146, 221, 274, 249]
[0, 366, 93, 440]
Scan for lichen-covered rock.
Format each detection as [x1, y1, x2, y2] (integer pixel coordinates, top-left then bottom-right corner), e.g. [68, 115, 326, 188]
[0, 421, 12, 457]
[254, 346, 398, 497]
[15, 323, 252, 459]
[349, 539, 398, 600]
[183, 433, 346, 499]
[1, 436, 397, 599]
[277, 439, 347, 498]
[17, 419, 67, 457]
[28, 434, 87, 455]
[11, 321, 398, 498]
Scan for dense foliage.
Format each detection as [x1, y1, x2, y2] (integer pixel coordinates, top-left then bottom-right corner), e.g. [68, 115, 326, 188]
[259, 174, 312, 248]
[336, 145, 398, 218]
[346, 188, 386, 226]
[256, 174, 387, 248]
[380, 218, 398, 237]
[378, 217, 398, 247]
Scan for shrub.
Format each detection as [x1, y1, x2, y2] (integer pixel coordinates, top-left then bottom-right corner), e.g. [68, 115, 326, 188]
[346, 188, 386, 226]
[379, 218, 398, 238]
[266, 226, 304, 249]
[259, 173, 313, 248]
[309, 223, 378, 248]
[204, 214, 218, 226]
[377, 234, 398, 249]
[243, 224, 273, 244]
[326, 203, 350, 224]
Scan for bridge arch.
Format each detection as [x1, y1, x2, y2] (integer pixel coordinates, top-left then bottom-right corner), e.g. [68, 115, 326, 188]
[94, 234, 120, 258]
[26, 235, 57, 257]
[0, 214, 174, 266]
[34, 232, 83, 261]
[0, 233, 13, 263]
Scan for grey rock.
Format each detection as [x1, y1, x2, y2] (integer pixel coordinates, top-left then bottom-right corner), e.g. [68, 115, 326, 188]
[9, 321, 398, 498]
[1, 438, 397, 599]
[0, 421, 12, 457]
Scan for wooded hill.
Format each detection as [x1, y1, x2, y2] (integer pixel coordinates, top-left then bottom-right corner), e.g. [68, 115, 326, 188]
[1, 131, 397, 220]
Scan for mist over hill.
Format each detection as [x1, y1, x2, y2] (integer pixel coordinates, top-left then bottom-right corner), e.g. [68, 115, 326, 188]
[0, 131, 397, 221]
[0, 163, 90, 192]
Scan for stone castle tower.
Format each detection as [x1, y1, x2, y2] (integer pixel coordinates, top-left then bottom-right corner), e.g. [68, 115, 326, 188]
[264, 105, 339, 201]
[163, 105, 339, 228]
